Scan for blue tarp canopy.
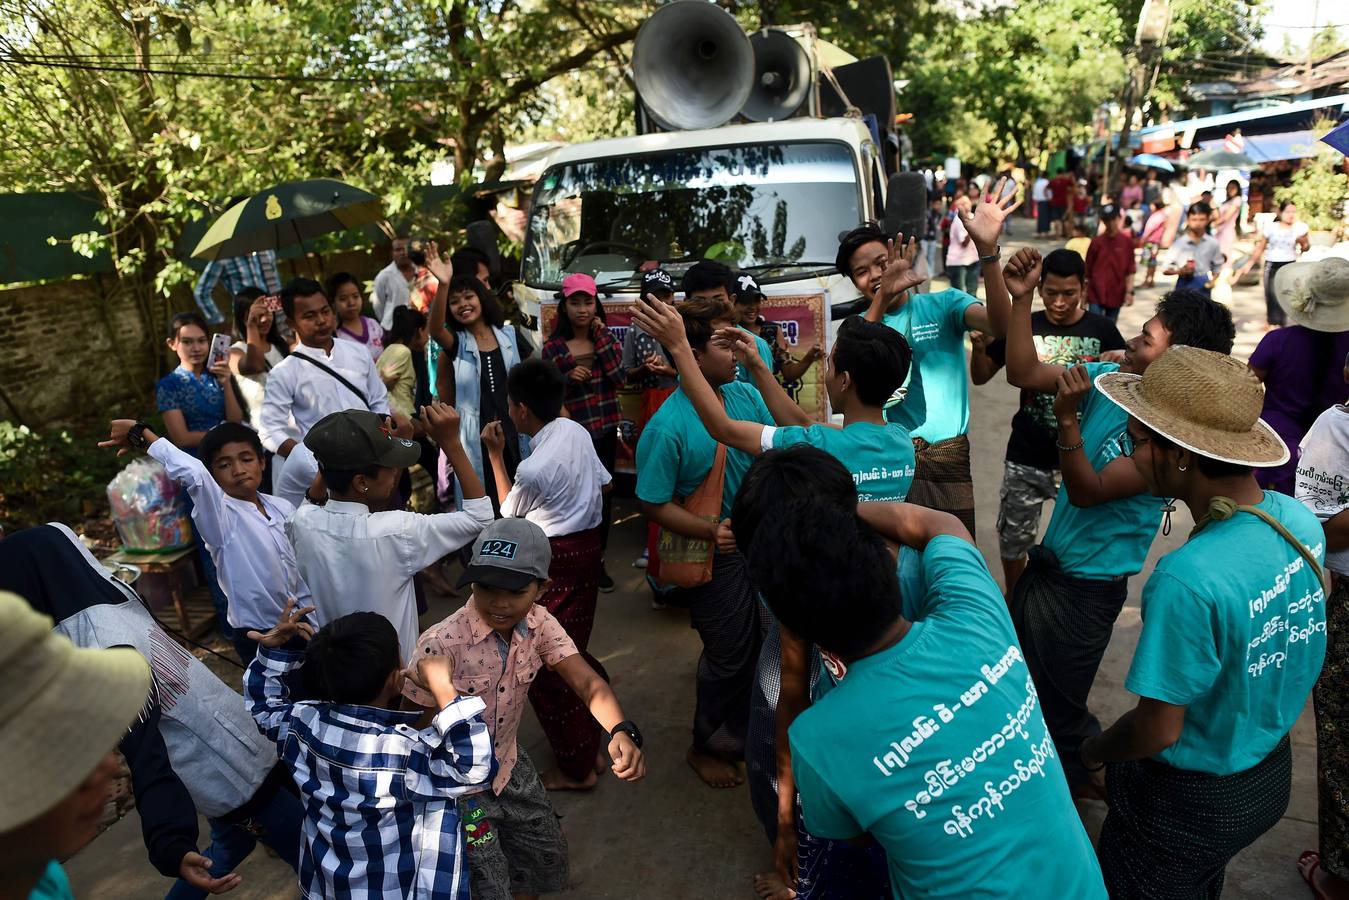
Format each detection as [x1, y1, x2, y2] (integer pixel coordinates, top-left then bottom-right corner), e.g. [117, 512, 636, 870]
[1135, 93, 1349, 146]
[1197, 129, 1325, 162]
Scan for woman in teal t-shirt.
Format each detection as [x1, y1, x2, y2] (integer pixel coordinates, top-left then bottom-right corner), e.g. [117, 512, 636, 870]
[1084, 347, 1327, 898]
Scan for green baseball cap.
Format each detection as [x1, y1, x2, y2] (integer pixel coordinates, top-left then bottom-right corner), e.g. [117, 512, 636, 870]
[304, 410, 421, 471]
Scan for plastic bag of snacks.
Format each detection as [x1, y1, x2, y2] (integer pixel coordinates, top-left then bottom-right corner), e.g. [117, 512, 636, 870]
[106, 458, 194, 551]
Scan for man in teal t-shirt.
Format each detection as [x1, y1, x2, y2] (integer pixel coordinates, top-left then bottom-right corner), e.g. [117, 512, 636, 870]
[633, 292, 770, 790]
[840, 187, 1018, 536]
[631, 301, 916, 505]
[989, 246, 1237, 791]
[739, 495, 1107, 900]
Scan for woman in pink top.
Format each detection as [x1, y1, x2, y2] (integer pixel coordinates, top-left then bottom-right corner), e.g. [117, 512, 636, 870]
[1138, 202, 1170, 287]
[945, 195, 980, 295]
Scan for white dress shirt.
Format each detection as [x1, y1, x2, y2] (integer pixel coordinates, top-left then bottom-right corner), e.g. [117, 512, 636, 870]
[259, 340, 390, 452]
[501, 417, 611, 537]
[149, 439, 312, 630]
[288, 497, 495, 658]
[373, 261, 412, 330]
[271, 441, 318, 509]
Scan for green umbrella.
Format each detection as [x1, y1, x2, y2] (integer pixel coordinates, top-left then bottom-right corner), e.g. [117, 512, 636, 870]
[190, 179, 385, 260]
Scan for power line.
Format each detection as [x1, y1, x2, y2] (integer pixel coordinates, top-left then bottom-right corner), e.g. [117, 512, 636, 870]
[0, 53, 622, 85]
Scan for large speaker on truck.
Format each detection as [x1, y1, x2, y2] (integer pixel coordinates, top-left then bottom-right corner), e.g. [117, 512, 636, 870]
[632, 0, 755, 132]
[740, 29, 812, 122]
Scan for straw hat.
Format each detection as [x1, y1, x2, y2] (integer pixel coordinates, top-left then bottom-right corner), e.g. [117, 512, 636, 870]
[1274, 257, 1349, 333]
[0, 591, 150, 831]
[1095, 345, 1289, 467]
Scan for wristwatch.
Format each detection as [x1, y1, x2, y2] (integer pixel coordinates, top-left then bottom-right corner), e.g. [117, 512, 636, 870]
[127, 422, 153, 450]
[610, 720, 644, 749]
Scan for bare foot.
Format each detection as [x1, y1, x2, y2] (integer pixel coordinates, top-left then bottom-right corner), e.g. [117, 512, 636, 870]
[686, 746, 743, 788]
[1299, 851, 1349, 900]
[539, 766, 597, 792]
[753, 871, 797, 899]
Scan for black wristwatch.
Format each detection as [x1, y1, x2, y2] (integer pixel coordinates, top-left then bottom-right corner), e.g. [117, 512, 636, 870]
[127, 421, 153, 450]
[610, 720, 643, 749]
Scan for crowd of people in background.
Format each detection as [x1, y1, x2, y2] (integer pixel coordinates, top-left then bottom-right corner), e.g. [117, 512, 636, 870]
[1, 159, 1347, 900]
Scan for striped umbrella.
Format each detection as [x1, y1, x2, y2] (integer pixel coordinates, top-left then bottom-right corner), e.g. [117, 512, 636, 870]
[190, 179, 385, 261]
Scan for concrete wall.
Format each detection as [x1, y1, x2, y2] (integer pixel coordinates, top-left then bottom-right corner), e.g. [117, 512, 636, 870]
[0, 248, 391, 429]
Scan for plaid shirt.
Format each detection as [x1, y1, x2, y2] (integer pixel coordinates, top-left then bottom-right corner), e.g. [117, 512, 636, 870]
[246, 646, 495, 899]
[543, 324, 626, 437]
[192, 251, 282, 324]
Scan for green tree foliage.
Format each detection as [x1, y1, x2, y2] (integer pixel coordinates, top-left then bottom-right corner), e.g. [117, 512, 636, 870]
[0, 0, 643, 358]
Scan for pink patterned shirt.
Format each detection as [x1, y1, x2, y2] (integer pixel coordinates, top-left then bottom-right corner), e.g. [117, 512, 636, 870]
[403, 600, 577, 794]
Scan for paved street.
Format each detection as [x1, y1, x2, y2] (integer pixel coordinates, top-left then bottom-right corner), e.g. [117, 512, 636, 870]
[66, 230, 1317, 899]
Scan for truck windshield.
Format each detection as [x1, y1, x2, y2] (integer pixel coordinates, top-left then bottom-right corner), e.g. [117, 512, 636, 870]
[522, 141, 860, 289]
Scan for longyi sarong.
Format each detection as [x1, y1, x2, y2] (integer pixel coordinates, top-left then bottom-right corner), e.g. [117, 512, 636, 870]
[669, 550, 762, 760]
[907, 434, 976, 538]
[1009, 544, 1128, 786]
[528, 528, 609, 782]
[1099, 735, 1292, 899]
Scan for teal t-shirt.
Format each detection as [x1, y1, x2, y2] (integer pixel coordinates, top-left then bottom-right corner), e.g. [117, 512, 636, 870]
[770, 422, 916, 503]
[789, 537, 1106, 900]
[1039, 361, 1164, 579]
[736, 326, 776, 384]
[636, 381, 774, 520]
[29, 862, 74, 900]
[881, 289, 981, 444]
[1126, 491, 1327, 775]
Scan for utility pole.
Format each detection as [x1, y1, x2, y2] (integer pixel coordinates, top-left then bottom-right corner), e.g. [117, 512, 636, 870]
[1306, 0, 1320, 80]
[1113, 0, 1171, 195]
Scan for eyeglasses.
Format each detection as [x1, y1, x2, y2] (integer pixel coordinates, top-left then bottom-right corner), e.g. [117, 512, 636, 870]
[1119, 432, 1151, 457]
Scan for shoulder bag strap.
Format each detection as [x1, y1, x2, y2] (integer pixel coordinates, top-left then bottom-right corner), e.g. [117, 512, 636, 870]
[290, 352, 370, 410]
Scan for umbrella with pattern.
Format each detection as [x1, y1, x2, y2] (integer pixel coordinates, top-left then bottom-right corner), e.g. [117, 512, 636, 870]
[190, 179, 385, 261]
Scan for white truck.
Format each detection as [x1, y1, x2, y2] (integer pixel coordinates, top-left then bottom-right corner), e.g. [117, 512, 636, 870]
[517, 115, 885, 314]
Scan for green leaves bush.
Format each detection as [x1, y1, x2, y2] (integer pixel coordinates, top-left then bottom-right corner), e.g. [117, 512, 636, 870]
[0, 422, 120, 533]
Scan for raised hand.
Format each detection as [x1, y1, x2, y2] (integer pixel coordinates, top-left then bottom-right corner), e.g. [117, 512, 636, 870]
[420, 400, 463, 449]
[960, 176, 1021, 254]
[424, 240, 452, 284]
[631, 293, 689, 351]
[1052, 365, 1093, 425]
[99, 419, 155, 456]
[1002, 247, 1043, 301]
[969, 330, 992, 354]
[245, 598, 317, 648]
[713, 327, 761, 369]
[879, 233, 923, 303]
[246, 296, 273, 335]
[481, 420, 506, 456]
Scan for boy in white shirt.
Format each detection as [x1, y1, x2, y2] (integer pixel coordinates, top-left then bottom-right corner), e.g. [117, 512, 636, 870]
[292, 403, 493, 657]
[481, 357, 614, 790]
[99, 419, 311, 664]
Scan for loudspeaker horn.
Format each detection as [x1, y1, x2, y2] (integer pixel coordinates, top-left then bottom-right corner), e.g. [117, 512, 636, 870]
[632, 0, 755, 132]
[741, 29, 812, 122]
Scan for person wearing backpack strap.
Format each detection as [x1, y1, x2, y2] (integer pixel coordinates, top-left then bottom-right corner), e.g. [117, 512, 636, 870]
[259, 277, 393, 462]
[1083, 346, 1328, 898]
[634, 294, 774, 790]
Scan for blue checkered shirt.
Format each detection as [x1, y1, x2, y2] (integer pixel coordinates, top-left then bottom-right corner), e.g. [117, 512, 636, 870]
[193, 250, 281, 323]
[246, 646, 495, 899]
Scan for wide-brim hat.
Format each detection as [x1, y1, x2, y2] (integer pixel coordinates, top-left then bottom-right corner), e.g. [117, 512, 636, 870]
[0, 590, 151, 831]
[1095, 345, 1289, 467]
[1274, 257, 1349, 333]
